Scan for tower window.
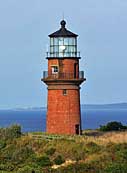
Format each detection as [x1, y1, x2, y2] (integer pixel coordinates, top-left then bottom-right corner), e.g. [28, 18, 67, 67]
[63, 89, 67, 96]
[51, 66, 58, 74]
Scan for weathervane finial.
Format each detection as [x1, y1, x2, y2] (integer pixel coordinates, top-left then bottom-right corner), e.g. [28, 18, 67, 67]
[62, 12, 64, 20]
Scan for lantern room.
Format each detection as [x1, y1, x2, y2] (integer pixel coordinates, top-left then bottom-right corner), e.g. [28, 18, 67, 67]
[47, 20, 80, 58]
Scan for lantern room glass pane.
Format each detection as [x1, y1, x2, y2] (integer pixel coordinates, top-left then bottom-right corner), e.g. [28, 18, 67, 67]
[58, 37, 64, 45]
[54, 46, 58, 52]
[65, 46, 69, 53]
[50, 46, 54, 53]
[64, 38, 69, 45]
[50, 38, 54, 45]
[69, 38, 75, 45]
[69, 46, 74, 52]
[73, 38, 76, 45]
[54, 38, 58, 45]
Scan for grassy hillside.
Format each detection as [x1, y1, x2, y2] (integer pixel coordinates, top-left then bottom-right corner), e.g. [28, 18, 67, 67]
[0, 125, 127, 173]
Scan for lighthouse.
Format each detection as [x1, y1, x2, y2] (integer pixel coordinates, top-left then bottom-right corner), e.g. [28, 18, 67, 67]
[42, 20, 86, 135]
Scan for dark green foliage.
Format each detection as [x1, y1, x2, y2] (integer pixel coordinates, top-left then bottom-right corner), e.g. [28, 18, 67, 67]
[100, 121, 127, 131]
[104, 162, 127, 173]
[0, 163, 14, 171]
[9, 124, 22, 138]
[45, 147, 56, 156]
[53, 155, 65, 165]
[36, 155, 51, 167]
[0, 124, 21, 140]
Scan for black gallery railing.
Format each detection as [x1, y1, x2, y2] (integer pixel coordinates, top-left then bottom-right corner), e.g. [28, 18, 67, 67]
[43, 71, 84, 80]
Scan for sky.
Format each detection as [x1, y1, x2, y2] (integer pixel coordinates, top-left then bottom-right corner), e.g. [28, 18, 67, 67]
[0, 0, 127, 109]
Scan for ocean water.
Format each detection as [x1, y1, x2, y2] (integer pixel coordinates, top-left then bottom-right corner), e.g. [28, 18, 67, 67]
[0, 109, 127, 132]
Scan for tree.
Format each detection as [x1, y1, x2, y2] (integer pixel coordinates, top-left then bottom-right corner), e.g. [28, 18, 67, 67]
[100, 121, 127, 131]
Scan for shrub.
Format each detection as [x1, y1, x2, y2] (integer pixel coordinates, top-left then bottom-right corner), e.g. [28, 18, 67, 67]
[53, 155, 65, 165]
[100, 121, 127, 131]
[36, 155, 51, 167]
[45, 147, 56, 156]
[0, 163, 14, 171]
[0, 124, 21, 140]
[8, 124, 22, 138]
[104, 162, 127, 173]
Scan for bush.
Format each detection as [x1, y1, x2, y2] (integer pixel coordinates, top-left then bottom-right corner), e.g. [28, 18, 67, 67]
[36, 155, 51, 167]
[104, 162, 127, 173]
[53, 155, 65, 165]
[100, 121, 127, 131]
[8, 124, 22, 138]
[0, 124, 21, 140]
[45, 147, 56, 156]
[0, 163, 14, 171]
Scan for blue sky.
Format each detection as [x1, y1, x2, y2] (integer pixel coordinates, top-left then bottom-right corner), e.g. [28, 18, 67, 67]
[0, 0, 127, 109]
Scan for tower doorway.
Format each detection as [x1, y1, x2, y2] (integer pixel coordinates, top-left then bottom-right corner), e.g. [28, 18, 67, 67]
[75, 124, 80, 135]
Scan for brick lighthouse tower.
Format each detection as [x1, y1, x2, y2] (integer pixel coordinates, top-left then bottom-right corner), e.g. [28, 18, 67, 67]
[42, 20, 85, 135]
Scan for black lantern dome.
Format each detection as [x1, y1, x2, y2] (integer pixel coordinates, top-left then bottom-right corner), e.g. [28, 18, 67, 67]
[47, 20, 80, 58]
[49, 20, 78, 37]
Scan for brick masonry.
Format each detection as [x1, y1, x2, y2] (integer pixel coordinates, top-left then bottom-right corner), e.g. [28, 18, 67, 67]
[47, 88, 81, 135]
[48, 58, 79, 77]
[43, 58, 83, 135]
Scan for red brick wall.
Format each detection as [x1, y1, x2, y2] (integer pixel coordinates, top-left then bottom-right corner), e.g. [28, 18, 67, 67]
[48, 59, 79, 77]
[47, 88, 81, 135]
[46, 58, 82, 135]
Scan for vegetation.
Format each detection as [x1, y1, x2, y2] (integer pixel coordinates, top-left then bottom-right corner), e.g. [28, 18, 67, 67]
[0, 123, 127, 173]
[99, 121, 127, 131]
[53, 155, 65, 165]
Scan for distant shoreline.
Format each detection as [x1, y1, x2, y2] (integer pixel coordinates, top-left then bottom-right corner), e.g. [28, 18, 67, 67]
[0, 103, 127, 111]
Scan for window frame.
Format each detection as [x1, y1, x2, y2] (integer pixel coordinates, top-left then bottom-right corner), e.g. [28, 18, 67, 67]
[63, 89, 67, 96]
[51, 65, 59, 74]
